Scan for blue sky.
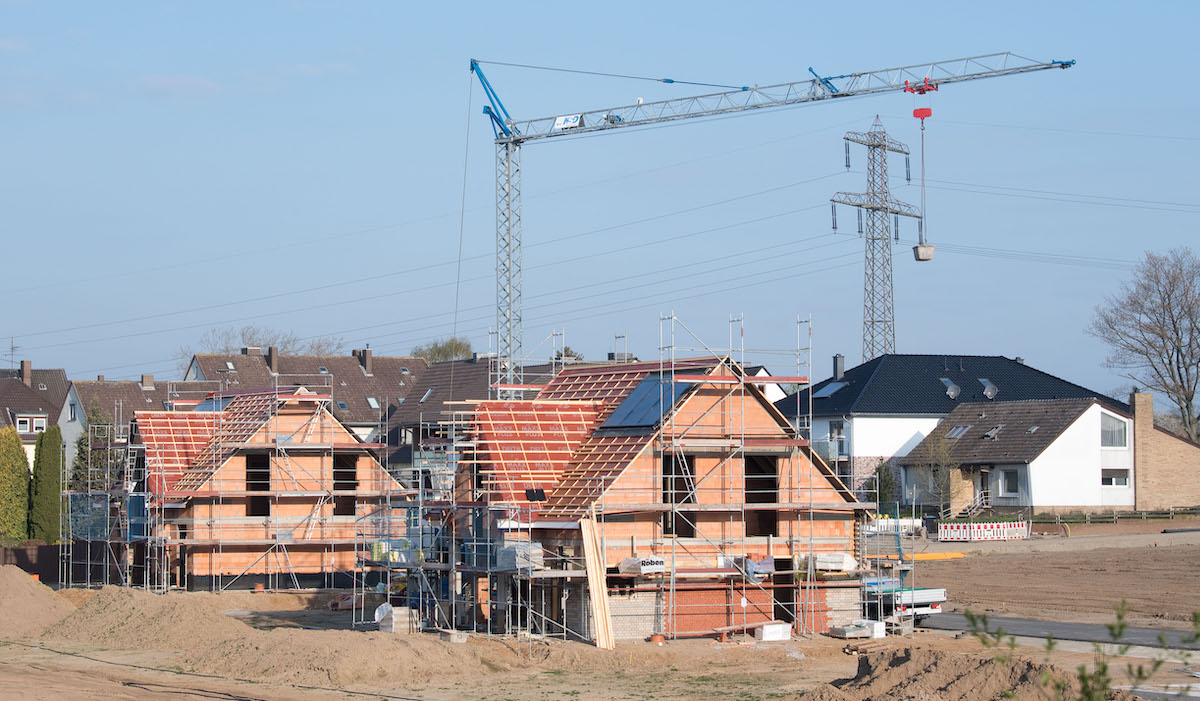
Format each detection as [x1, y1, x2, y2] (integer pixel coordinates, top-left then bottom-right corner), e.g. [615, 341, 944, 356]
[3, 1, 1197, 397]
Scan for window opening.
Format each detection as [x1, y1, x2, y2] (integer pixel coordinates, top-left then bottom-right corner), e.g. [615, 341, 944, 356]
[946, 424, 971, 439]
[661, 453, 696, 538]
[246, 453, 271, 517]
[333, 453, 358, 515]
[745, 456, 778, 537]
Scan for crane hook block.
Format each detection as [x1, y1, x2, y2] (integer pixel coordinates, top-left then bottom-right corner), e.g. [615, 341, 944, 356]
[913, 107, 932, 120]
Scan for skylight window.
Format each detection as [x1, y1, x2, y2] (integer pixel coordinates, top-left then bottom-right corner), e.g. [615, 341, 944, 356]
[978, 378, 999, 400]
[225, 361, 236, 371]
[319, 366, 329, 374]
[1027, 425, 1039, 434]
[401, 367, 410, 375]
[946, 425, 971, 439]
[336, 401, 348, 411]
[366, 397, 380, 410]
[939, 377, 961, 399]
[419, 388, 435, 403]
[983, 424, 1005, 440]
[37, 383, 46, 391]
[811, 381, 848, 399]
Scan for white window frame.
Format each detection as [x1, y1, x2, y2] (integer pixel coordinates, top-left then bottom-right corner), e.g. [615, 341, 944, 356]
[1101, 469, 1130, 487]
[16, 417, 30, 432]
[999, 469, 1019, 497]
[1100, 412, 1128, 449]
[33, 417, 46, 432]
[366, 396, 380, 410]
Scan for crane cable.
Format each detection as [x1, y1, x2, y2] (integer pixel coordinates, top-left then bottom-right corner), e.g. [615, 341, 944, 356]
[449, 68, 474, 403]
[473, 59, 749, 91]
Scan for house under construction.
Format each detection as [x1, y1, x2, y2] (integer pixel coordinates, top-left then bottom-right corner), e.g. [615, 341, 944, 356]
[357, 322, 872, 644]
[61, 379, 399, 590]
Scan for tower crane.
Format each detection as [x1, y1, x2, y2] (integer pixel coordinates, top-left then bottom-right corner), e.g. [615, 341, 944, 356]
[470, 53, 1074, 395]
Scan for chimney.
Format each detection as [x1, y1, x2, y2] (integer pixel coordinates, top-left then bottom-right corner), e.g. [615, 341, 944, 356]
[833, 354, 845, 381]
[241, 346, 262, 356]
[359, 348, 373, 375]
[19, 360, 31, 387]
[266, 346, 279, 374]
[97, 375, 105, 382]
[140, 374, 154, 390]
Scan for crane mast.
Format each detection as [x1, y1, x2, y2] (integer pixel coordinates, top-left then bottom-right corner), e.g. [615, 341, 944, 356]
[471, 53, 1074, 394]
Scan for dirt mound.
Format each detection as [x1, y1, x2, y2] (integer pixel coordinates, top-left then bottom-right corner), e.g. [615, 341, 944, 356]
[836, 646, 1136, 701]
[43, 586, 250, 650]
[0, 565, 75, 639]
[180, 627, 539, 688]
[799, 684, 855, 700]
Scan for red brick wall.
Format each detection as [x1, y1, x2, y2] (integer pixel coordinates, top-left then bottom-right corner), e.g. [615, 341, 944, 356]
[665, 585, 834, 635]
[1133, 393, 1200, 510]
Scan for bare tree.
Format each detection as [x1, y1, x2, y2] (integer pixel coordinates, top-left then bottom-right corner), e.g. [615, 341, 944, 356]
[411, 337, 472, 363]
[176, 325, 345, 376]
[908, 436, 966, 515]
[1089, 248, 1200, 441]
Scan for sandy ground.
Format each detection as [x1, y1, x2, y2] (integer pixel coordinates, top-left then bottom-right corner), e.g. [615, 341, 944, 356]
[3, 628, 1195, 700]
[918, 541, 1200, 629]
[3, 519, 1199, 701]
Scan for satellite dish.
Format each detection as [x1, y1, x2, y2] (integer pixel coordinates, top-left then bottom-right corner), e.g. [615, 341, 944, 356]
[946, 384, 961, 400]
[984, 385, 998, 400]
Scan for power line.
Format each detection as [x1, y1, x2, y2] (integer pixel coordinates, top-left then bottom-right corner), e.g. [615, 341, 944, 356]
[15, 171, 843, 341]
[891, 115, 1200, 143]
[78, 234, 859, 377]
[1, 117, 858, 298]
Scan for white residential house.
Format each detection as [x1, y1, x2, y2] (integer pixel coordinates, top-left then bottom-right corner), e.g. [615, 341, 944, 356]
[775, 354, 1128, 499]
[897, 398, 1137, 514]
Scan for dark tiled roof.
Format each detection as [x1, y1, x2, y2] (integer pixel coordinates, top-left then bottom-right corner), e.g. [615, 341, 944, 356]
[0, 378, 55, 429]
[775, 354, 1126, 418]
[276, 355, 428, 425]
[388, 359, 562, 431]
[73, 380, 220, 425]
[897, 398, 1098, 466]
[189, 352, 430, 426]
[190, 354, 274, 387]
[0, 367, 69, 417]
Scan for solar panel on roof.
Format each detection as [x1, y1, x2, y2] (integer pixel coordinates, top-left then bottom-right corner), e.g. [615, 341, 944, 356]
[192, 396, 235, 412]
[600, 374, 694, 429]
[812, 381, 848, 399]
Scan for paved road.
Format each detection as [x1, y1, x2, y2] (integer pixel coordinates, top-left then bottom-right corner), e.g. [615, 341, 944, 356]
[920, 613, 1200, 651]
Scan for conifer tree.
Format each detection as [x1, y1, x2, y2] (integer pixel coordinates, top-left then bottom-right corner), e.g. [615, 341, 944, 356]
[0, 427, 30, 541]
[29, 425, 62, 543]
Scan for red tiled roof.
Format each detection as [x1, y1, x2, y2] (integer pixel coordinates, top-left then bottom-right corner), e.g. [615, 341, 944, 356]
[465, 359, 725, 518]
[470, 400, 601, 507]
[172, 390, 282, 492]
[541, 434, 654, 518]
[137, 411, 219, 493]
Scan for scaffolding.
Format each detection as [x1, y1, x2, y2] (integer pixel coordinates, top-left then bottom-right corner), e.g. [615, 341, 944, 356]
[355, 315, 872, 645]
[61, 376, 395, 592]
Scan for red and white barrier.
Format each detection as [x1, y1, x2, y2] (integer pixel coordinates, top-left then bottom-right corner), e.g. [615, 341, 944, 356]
[937, 521, 1030, 542]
